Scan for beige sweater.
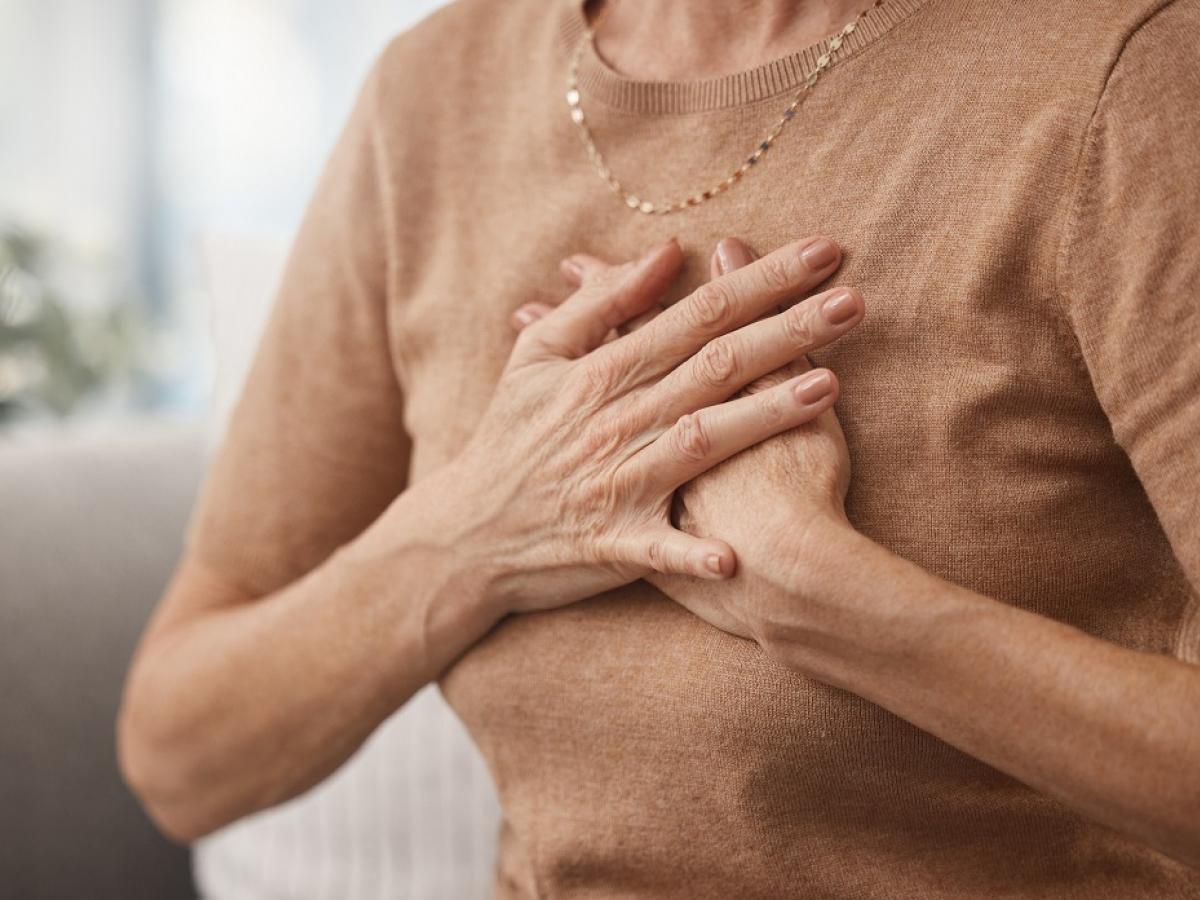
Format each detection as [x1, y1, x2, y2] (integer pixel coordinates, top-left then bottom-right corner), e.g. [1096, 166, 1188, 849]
[188, 0, 1200, 896]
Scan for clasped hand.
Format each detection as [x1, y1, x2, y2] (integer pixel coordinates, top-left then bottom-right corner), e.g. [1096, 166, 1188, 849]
[447, 234, 862, 641]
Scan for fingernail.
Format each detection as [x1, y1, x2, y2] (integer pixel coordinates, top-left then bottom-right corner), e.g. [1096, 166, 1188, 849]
[640, 236, 678, 264]
[795, 370, 832, 404]
[561, 258, 584, 280]
[513, 306, 539, 326]
[821, 288, 859, 325]
[800, 238, 838, 271]
[627, 239, 680, 285]
[705, 553, 725, 576]
[716, 238, 752, 275]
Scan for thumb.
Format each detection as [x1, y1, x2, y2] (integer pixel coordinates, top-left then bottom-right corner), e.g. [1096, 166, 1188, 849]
[616, 527, 737, 581]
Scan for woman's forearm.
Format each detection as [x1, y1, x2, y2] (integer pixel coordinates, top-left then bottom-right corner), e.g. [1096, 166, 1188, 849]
[760, 522, 1200, 867]
[117, 466, 506, 843]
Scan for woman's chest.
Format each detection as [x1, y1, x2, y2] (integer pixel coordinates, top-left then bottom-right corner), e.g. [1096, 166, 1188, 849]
[391, 171, 1132, 595]
[386, 0, 1127, 584]
[391, 90, 1191, 856]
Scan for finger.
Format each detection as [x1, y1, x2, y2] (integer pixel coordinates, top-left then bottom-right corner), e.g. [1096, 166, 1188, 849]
[645, 285, 862, 421]
[740, 357, 812, 394]
[513, 239, 683, 362]
[607, 235, 842, 381]
[623, 235, 759, 338]
[713, 236, 755, 278]
[510, 302, 555, 332]
[709, 237, 809, 394]
[714, 238, 788, 318]
[510, 301, 640, 345]
[570, 238, 751, 338]
[558, 254, 660, 340]
[613, 527, 736, 580]
[618, 301, 666, 336]
[637, 368, 839, 493]
[560, 253, 613, 288]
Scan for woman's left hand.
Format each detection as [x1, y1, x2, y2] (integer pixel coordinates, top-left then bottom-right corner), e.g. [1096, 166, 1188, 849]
[513, 236, 862, 645]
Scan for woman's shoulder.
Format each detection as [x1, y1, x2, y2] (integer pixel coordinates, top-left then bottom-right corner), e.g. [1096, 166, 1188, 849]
[353, 0, 571, 194]
[922, 0, 1198, 119]
[971, 0, 1198, 63]
[1051, 0, 1200, 109]
[372, 0, 565, 106]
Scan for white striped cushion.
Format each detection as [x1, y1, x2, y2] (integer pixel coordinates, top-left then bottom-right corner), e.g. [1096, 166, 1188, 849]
[194, 685, 501, 899]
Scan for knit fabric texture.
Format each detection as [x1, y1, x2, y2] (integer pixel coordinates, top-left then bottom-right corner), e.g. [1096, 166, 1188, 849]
[187, 0, 1200, 896]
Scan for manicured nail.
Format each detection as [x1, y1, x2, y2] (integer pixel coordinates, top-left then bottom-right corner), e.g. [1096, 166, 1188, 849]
[640, 236, 678, 263]
[800, 238, 838, 271]
[705, 553, 725, 576]
[822, 288, 858, 325]
[716, 238, 752, 275]
[795, 370, 832, 404]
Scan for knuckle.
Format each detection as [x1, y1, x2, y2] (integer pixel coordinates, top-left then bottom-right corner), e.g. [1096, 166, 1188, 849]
[577, 422, 614, 460]
[694, 339, 740, 389]
[757, 253, 797, 294]
[756, 390, 788, 428]
[645, 537, 667, 573]
[576, 355, 622, 399]
[781, 306, 816, 348]
[685, 281, 736, 331]
[673, 411, 712, 462]
[578, 473, 616, 511]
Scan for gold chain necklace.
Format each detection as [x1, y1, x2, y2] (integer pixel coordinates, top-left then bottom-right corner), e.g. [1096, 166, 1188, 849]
[566, 1, 882, 215]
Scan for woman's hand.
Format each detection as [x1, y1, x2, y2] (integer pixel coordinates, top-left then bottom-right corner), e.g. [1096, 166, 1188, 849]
[511, 236, 862, 640]
[658, 238, 858, 641]
[440, 235, 856, 616]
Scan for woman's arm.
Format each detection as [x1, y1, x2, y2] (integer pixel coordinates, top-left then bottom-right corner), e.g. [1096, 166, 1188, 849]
[748, 520, 1200, 867]
[117, 463, 505, 842]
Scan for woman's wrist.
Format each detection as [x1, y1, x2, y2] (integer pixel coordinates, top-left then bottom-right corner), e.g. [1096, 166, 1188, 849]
[752, 513, 902, 683]
[756, 514, 978, 699]
[334, 463, 518, 689]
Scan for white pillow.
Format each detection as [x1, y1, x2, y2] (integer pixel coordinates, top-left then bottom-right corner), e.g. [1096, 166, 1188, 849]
[199, 232, 289, 444]
[194, 230, 501, 899]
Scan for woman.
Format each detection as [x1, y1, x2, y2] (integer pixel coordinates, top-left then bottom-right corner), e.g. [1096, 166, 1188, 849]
[119, 0, 1200, 896]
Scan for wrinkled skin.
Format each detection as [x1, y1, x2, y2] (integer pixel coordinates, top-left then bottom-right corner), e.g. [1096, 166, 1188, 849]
[510, 236, 858, 637]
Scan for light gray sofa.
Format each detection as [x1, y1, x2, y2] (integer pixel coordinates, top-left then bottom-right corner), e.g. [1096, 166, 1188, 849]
[0, 422, 205, 898]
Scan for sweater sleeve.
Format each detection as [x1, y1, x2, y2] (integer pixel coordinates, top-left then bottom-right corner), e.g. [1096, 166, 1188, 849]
[1057, 1, 1200, 605]
[183, 51, 411, 597]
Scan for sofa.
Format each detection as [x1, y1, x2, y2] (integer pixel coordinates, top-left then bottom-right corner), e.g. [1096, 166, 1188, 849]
[0, 422, 205, 898]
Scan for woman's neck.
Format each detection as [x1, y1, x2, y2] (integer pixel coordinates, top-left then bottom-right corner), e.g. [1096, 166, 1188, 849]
[588, 0, 871, 81]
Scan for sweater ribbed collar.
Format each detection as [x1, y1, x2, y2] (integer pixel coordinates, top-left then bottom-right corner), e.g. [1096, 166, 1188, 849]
[557, 0, 934, 114]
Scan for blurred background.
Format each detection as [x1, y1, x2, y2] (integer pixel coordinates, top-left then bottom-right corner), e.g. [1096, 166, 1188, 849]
[0, 0, 447, 428]
[0, 4, 512, 899]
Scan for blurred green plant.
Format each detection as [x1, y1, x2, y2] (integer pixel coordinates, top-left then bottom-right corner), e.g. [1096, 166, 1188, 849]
[0, 224, 145, 423]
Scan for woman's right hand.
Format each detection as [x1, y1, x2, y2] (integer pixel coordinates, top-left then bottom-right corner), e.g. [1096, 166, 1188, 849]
[426, 235, 859, 615]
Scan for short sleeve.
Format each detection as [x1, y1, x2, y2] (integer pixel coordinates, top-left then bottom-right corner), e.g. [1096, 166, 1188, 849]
[184, 53, 410, 597]
[1057, 0, 1200, 588]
